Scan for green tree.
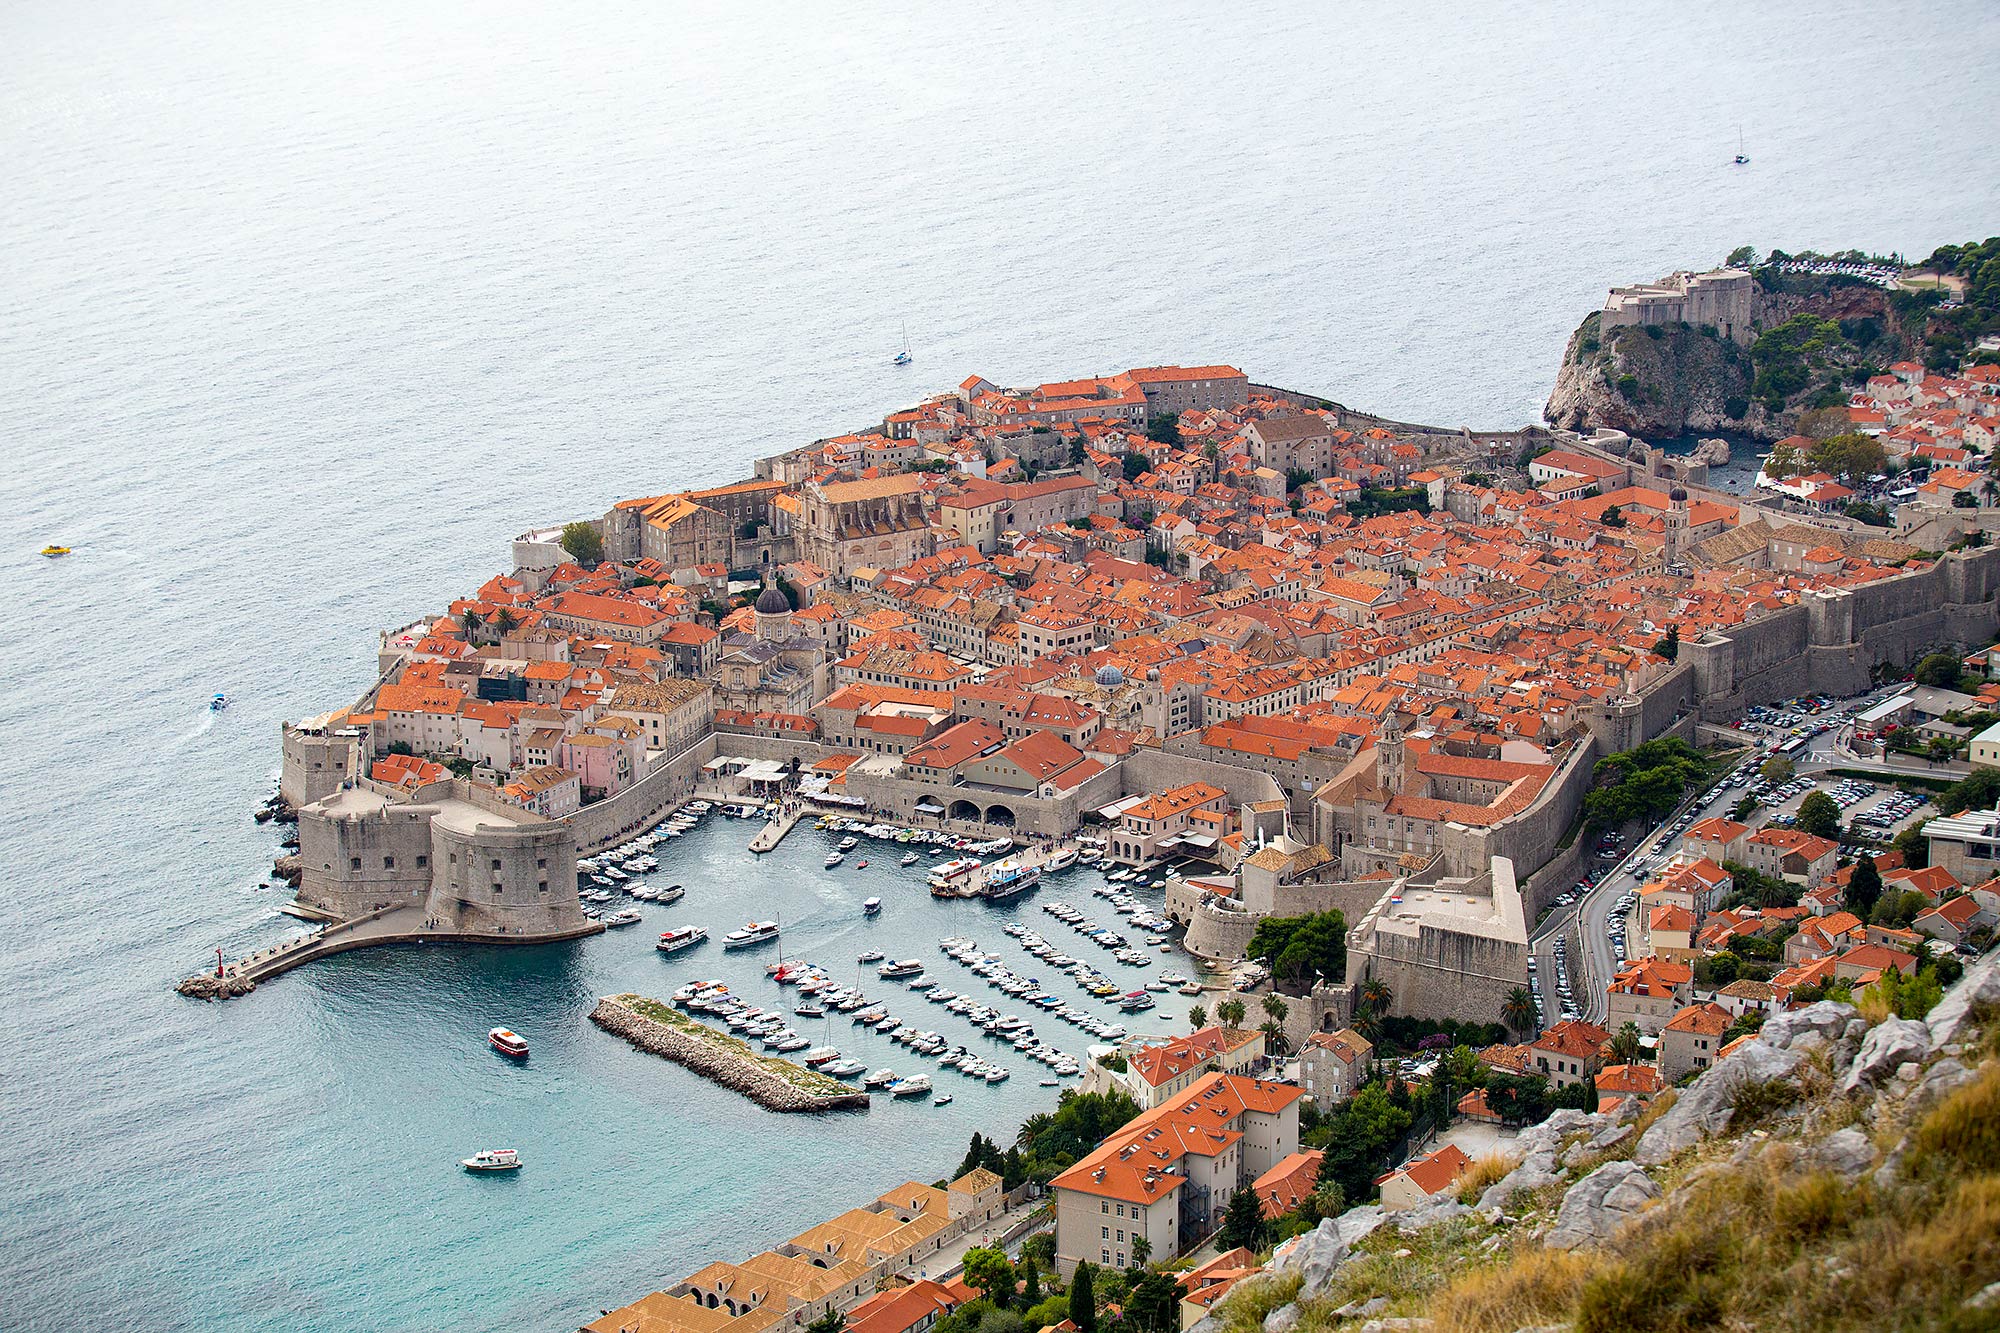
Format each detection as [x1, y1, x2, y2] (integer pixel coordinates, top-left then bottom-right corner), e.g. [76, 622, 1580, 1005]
[1129, 1234, 1151, 1268]
[1726, 245, 1758, 267]
[1760, 756, 1796, 785]
[1795, 791, 1842, 840]
[1125, 1270, 1179, 1333]
[1188, 1004, 1208, 1030]
[1599, 503, 1626, 528]
[1503, 986, 1537, 1037]
[492, 606, 518, 636]
[1145, 413, 1182, 446]
[1915, 652, 1964, 688]
[1068, 1262, 1096, 1333]
[1014, 1113, 1053, 1151]
[1018, 1257, 1040, 1307]
[1262, 993, 1288, 1024]
[1610, 1021, 1643, 1065]
[1217, 998, 1247, 1029]
[1259, 1020, 1291, 1056]
[1654, 623, 1679, 661]
[1021, 1233, 1056, 1272]
[963, 1248, 1016, 1308]
[1122, 452, 1151, 482]
[805, 1310, 846, 1333]
[1217, 1183, 1269, 1252]
[1248, 911, 1348, 991]
[1069, 436, 1089, 467]
[560, 521, 604, 566]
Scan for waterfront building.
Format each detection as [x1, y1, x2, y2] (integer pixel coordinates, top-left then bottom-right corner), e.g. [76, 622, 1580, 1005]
[1082, 1026, 1267, 1109]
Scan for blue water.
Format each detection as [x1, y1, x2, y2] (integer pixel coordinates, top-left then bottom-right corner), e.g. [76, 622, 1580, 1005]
[3, 0, 1997, 1328]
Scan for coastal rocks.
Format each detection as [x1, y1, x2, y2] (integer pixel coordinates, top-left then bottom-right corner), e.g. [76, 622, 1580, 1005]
[1688, 437, 1731, 466]
[591, 996, 871, 1114]
[176, 972, 256, 1000]
[1546, 1161, 1660, 1250]
[1544, 315, 1754, 441]
[1636, 1039, 1806, 1165]
[272, 854, 302, 885]
[1839, 1018, 1931, 1097]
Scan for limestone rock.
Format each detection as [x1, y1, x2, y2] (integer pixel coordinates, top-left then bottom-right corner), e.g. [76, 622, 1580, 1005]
[1809, 1128, 1876, 1179]
[1333, 1297, 1390, 1319]
[1912, 1058, 1978, 1109]
[1761, 1001, 1858, 1051]
[1928, 951, 2000, 1048]
[1271, 1216, 1350, 1298]
[1547, 1161, 1661, 1250]
[1355, 1320, 1431, 1333]
[1262, 1305, 1299, 1333]
[1840, 1018, 1931, 1097]
[1398, 1198, 1469, 1232]
[1636, 1039, 1805, 1165]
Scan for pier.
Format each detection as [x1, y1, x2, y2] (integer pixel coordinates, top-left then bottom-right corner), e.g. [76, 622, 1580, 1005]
[175, 906, 604, 999]
[966, 840, 1081, 896]
[591, 994, 871, 1113]
[747, 803, 805, 854]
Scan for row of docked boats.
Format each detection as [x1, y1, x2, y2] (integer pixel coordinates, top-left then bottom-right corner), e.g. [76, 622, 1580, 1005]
[1041, 900, 1179, 968]
[813, 816, 1014, 858]
[936, 935, 1120, 1052]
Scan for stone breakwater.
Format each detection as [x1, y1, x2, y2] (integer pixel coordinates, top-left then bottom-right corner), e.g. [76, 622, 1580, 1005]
[591, 994, 872, 1113]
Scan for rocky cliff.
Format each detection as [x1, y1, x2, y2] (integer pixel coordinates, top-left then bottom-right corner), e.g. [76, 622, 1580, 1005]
[1194, 953, 2000, 1333]
[1544, 282, 1915, 443]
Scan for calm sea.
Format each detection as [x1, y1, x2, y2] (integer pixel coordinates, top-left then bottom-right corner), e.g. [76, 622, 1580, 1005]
[2, 1, 1996, 1328]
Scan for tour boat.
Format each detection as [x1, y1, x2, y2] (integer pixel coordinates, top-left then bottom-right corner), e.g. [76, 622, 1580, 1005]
[723, 920, 782, 949]
[1043, 847, 1079, 872]
[40, 545, 70, 558]
[603, 909, 642, 928]
[657, 926, 709, 954]
[929, 858, 981, 885]
[858, 949, 886, 963]
[889, 1074, 933, 1097]
[209, 693, 229, 711]
[488, 1027, 529, 1058]
[862, 1068, 898, 1088]
[461, 1148, 522, 1173]
[878, 959, 924, 979]
[863, 897, 882, 915]
[655, 884, 685, 905]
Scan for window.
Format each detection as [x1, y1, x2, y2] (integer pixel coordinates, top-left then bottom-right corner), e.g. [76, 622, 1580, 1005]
[1101, 1227, 1109, 1239]
[493, 884, 504, 896]
[416, 855, 428, 869]
[537, 858, 547, 869]
[491, 860, 502, 871]
[538, 881, 548, 893]
[383, 856, 395, 869]
[1100, 1202, 1109, 1214]
[350, 857, 361, 870]
[1116, 1204, 1124, 1218]
[1102, 1249, 1111, 1264]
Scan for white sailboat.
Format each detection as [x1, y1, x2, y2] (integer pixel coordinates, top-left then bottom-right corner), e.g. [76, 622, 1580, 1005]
[892, 323, 912, 366]
[1733, 127, 1749, 166]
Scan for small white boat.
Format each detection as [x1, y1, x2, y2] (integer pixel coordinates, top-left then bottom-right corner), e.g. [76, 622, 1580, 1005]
[461, 1148, 521, 1173]
[900, 852, 918, 866]
[933, 1093, 953, 1106]
[656, 926, 708, 954]
[209, 693, 229, 712]
[890, 1074, 933, 1097]
[862, 1068, 897, 1088]
[863, 897, 882, 916]
[825, 852, 845, 868]
[603, 909, 642, 928]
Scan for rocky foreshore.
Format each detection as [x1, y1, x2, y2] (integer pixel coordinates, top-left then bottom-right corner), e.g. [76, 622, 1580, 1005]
[591, 995, 872, 1113]
[176, 972, 257, 1000]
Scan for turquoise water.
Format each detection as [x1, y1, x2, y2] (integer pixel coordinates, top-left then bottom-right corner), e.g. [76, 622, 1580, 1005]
[3, 0, 1997, 1328]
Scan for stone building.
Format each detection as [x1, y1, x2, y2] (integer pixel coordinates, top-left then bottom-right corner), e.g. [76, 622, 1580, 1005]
[798, 474, 935, 579]
[1600, 268, 1760, 343]
[713, 586, 830, 717]
[1344, 855, 1532, 1026]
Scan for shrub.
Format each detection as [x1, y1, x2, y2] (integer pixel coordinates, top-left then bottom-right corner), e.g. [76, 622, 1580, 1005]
[1454, 1152, 1519, 1204]
[1432, 1248, 1597, 1333]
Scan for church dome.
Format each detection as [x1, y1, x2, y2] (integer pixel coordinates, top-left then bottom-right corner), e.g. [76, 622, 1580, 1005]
[1095, 664, 1125, 687]
[1668, 487, 1688, 503]
[754, 586, 791, 614]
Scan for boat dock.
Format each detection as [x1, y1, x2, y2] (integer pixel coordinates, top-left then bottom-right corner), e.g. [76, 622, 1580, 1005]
[747, 804, 805, 854]
[968, 841, 1080, 896]
[176, 906, 604, 999]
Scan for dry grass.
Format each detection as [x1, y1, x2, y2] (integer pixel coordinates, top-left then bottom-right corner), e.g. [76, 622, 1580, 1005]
[1213, 1271, 1300, 1333]
[1631, 1088, 1677, 1137]
[1454, 1152, 1520, 1205]
[1429, 1248, 1598, 1333]
[1909, 1060, 2000, 1175]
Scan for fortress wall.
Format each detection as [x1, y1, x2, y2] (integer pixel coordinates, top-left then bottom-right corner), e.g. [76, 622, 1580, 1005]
[1354, 922, 1526, 1025]
[279, 724, 356, 808]
[426, 819, 584, 935]
[566, 735, 723, 853]
[1183, 898, 1259, 961]
[1453, 739, 1596, 909]
[1122, 750, 1286, 810]
[296, 801, 435, 920]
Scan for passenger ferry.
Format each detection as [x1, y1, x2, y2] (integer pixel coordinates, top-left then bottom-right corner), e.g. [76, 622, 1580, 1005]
[982, 860, 1042, 902]
[723, 920, 782, 949]
[862, 897, 882, 916]
[928, 858, 982, 886]
[1043, 846, 1080, 872]
[878, 958, 924, 979]
[488, 1027, 529, 1058]
[657, 926, 709, 954]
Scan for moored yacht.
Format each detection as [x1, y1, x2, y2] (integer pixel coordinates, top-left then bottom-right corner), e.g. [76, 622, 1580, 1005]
[862, 1068, 898, 1088]
[878, 958, 924, 979]
[889, 1073, 933, 1097]
[461, 1148, 521, 1173]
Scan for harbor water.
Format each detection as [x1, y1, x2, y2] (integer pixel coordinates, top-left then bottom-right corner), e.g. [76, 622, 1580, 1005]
[3, 1, 1998, 1329]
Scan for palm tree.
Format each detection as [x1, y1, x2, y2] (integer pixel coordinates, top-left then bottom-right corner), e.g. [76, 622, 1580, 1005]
[1015, 1112, 1054, 1151]
[1503, 987, 1538, 1037]
[1188, 1004, 1208, 1030]
[1610, 1021, 1643, 1065]
[492, 607, 519, 636]
[1217, 998, 1247, 1029]
[1262, 994, 1288, 1023]
[1259, 1019, 1292, 1056]
[459, 608, 485, 642]
[1357, 978, 1391, 1017]
[1130, 1235, 1152, 1268]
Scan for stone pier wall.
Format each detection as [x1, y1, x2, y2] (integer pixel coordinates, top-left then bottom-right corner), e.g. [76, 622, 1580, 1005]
[591, 995, 872, 1113]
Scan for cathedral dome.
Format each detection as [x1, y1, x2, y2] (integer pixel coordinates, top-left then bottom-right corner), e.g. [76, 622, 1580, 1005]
[754, 586, 791, 614]
[1095, 665, 1125, 687]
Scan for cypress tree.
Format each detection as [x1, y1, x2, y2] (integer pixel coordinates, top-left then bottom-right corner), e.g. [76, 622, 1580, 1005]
[1069, 1261, 1096, 1333]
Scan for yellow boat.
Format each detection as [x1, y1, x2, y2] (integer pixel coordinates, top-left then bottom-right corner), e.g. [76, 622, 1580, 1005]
[40, 545, 71, 558]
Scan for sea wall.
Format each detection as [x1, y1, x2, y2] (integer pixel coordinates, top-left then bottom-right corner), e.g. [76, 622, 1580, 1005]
[591, 995, 871, 1113]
